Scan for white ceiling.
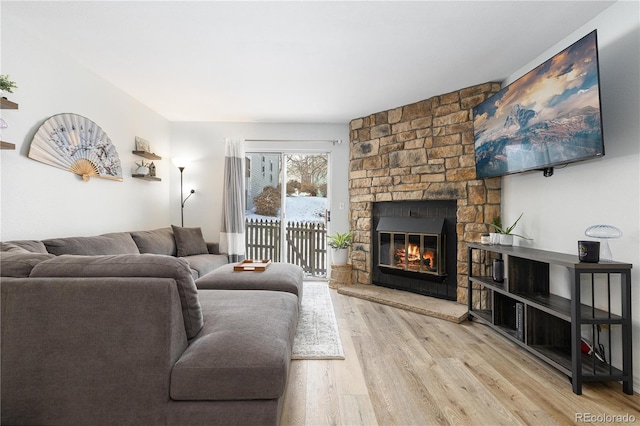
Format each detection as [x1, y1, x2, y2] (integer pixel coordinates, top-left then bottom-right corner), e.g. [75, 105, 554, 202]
[4, 1, 614, 123]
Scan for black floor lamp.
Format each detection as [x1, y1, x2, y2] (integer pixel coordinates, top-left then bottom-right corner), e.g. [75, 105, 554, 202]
[176, 164, 195, 227]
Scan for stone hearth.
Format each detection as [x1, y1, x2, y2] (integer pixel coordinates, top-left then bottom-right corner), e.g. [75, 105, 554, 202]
[348, 82, 502, 305]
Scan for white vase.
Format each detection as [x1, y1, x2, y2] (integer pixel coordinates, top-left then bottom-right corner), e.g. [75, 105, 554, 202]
[332, 248, 348, 265]
[499, 234, 513, 246]
[489, 232, 500, 245]
[136, 166, 149, 175]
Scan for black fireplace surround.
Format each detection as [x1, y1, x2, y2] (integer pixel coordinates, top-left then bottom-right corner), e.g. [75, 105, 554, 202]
[372, 200, 457, 300]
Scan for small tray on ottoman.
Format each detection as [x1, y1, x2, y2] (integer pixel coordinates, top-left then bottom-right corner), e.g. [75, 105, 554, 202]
[233, 259, 272, 271]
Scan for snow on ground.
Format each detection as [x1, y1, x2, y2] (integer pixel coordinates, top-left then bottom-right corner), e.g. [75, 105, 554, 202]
[246, 196, 327, 224]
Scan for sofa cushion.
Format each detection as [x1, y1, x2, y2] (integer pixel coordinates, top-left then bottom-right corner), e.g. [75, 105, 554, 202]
[181, 254, 229, 279]
[42, 232, 140, 256]
[2, 240, 48, 254]
[0, 252, 55, 277]
[172, 225, 208, 257]
[130, 227, 177, 256]
[171, 290, 298, 401]
[29, 254, 203, 339]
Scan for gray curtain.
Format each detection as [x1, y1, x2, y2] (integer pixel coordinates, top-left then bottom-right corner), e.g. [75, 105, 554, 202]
[220, 138, 246, 262]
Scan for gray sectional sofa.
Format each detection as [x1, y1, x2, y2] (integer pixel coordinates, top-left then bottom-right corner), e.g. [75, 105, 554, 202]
[0, 226, 302, 425]
[2, 225, 229, 278]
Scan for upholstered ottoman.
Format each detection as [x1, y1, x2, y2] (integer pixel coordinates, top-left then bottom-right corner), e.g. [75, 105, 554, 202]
[195, 262, 304, 304]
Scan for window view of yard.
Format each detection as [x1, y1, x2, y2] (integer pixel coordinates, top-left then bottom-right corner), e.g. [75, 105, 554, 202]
[245, 153, 328, 277]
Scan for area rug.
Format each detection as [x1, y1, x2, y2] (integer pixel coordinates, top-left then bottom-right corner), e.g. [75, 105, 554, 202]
[292, 282, 345, 360]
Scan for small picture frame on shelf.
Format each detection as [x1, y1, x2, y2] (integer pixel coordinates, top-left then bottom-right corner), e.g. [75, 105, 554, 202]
[135, 136, 151, 153]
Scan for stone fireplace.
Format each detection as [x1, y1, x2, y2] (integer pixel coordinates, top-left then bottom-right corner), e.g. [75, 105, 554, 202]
[348, 82, 502, 305]
[373, 200, 457, 300]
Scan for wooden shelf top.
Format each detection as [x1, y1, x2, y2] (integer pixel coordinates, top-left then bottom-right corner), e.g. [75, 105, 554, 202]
[1, 141, 16, 150]
[0, 98, 18, 109]
[132, 174, 161, 181]
[468, 243, 632, 270]
[132, 150, 162, 160]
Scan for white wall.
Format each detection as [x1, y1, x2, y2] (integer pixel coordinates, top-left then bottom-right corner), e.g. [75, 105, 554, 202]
[0, 15, 171, 240]
[169, 122, 350, 243]
[500, 1, 640, 391]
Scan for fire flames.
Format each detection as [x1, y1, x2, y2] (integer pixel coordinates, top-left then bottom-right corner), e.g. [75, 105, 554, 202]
[395, 243, 436, 272]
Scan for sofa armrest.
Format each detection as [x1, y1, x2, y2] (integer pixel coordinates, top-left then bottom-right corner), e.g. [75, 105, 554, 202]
[206, 242, 225, 255]
[1, 277, 188, 425]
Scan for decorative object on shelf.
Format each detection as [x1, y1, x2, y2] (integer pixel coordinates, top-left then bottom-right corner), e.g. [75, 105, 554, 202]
[328, 231, 352, 265]
[489, 213, 531, 246]
[134, 136, 150, 153]
[149, 162, 156, 177]
[578, 240, 600, 263]
[492, 258, 504, 282]
[135, 160, 150, 176]
[581, 335, 607, 363]
[173, 158, 196, 227]
[28, 113, 122, 182]
[0, 74, 17, 94]
[584, 224, 622, 261]
[489, 232, 500, 245]
[0, 118, 7, 129]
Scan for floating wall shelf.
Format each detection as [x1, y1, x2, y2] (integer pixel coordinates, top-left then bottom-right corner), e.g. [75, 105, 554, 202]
[1, 141, 16, 150]
[132, 174, 161, 181]
[0, 98, 18, 109]
[132, 150, 162, 160]
[1, 98, 19, 149]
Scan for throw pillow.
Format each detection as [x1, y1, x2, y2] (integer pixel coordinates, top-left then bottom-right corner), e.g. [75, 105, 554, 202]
[130, 227, 177, 256]
[172, 225, 208, 257]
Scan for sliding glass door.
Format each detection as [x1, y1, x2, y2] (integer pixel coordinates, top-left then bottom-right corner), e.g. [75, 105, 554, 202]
[245, 151, 329, 278]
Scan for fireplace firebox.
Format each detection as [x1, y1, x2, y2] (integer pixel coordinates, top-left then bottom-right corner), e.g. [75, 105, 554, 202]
[372, 200, 457, 300]
[377, 217, 446, 278]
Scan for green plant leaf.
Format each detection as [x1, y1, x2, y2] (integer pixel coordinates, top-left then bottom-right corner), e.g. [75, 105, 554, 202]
[489, 213, 531, 239]
[327, 231, 352, 249]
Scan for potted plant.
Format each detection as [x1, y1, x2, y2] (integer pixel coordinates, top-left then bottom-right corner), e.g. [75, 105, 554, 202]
[0, 74, 17, 95]
[489, 213, 531, 246]
[328, 231, 352, 265]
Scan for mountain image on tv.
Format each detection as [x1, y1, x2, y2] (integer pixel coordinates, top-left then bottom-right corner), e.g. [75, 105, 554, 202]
[473, 31, 604, 178]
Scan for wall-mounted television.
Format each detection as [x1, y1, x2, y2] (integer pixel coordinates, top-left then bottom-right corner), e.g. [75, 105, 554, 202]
[473, 30, 604, 178]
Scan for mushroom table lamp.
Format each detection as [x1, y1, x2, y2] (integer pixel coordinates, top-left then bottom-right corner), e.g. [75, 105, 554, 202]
[584, 224, 622, 262]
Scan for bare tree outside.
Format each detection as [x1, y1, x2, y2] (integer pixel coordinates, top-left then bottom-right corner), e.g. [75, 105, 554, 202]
[286, 154, 328, 196]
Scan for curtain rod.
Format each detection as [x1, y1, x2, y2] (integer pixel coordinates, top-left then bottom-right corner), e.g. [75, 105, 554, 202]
[245, 139, 342, 145]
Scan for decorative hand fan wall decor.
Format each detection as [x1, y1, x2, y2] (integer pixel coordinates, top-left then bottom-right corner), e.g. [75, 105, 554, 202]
[28, 113, 123, 181]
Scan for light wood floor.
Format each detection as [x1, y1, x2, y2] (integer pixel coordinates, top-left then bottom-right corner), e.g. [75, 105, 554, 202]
[281, 287, 639, 426]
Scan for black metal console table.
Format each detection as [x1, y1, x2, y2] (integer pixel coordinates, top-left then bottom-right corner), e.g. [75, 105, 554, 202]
[467, 243, 633, 395]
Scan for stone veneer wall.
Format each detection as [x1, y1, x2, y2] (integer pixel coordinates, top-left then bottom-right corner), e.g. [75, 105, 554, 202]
[348, 82, 502, 305]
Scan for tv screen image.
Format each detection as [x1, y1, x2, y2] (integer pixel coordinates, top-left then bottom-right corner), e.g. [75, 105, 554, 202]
[473, 30, 604, 179]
